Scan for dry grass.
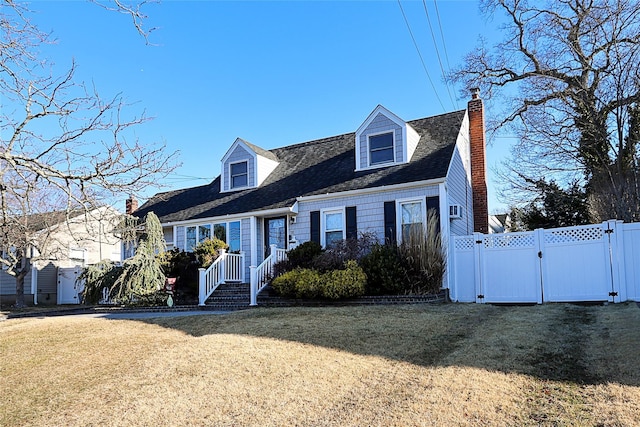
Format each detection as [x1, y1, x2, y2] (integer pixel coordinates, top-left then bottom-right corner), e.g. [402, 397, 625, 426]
[1, 303, 639, 426]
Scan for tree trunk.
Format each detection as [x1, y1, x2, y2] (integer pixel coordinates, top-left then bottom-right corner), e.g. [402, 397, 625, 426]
[14, 268, 28, 308]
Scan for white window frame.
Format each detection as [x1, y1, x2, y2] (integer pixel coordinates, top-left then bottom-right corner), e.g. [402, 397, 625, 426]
[367, 130, 395, 167]
[395, 197, 427, 244]
[185, 224, 212, 251]
[224, 220, 242, 253]
[211, 220, 243, 252]
[320, 207, 346, 248]
[229, 160, 249, 190]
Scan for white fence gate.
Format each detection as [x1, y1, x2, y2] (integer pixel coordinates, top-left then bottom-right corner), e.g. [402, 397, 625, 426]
[57, 266, 84, 305]
[451, 220, 640, 304]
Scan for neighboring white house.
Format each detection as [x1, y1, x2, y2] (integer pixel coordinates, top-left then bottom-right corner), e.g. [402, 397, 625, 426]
[0, 205, 123, 306]
[134, 91, 490, 304]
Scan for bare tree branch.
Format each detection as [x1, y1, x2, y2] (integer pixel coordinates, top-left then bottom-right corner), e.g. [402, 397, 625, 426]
[0, 0, 177, 307]
[450, 0, 640, 221]
[88, 0, 159, 44]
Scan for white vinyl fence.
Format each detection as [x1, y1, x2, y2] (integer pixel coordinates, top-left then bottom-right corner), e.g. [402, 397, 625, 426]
[450, 220, 640, 304]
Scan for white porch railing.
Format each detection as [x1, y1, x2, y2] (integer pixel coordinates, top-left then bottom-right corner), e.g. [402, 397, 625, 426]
[250, 244, 287, 306]
[198, 249, 245, 306]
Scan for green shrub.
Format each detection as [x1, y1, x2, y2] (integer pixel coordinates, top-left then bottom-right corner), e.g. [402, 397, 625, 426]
[156, 248, 199, 301]
[271, 267, 322, 298]
[360, 243, 405, 295]
[194, 238, 228, 269]
[271, 269, 297, 297]
[293, 269, 323, 299]
[157, 248, 191, 277]
[322, 261, 366, 299]
[286, 241, 323, 270]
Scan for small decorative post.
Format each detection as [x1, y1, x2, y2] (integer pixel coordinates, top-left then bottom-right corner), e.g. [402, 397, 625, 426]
[219, 248, 227, 284]
[198, 268, 206, 306]
[240, 251, 246, 282]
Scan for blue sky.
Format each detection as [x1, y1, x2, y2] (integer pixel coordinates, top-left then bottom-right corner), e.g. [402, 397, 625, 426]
[28, 0, 510, 212]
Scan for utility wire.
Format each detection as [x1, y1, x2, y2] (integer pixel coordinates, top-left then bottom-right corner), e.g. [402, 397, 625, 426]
[397, 0, 445, 111]
[433, 0, 453, 73]
[421, 0, 457, 110]
[163, 174, 214, 183]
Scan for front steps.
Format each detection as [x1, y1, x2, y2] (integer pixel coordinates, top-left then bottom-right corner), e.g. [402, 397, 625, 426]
[203, 282, 252, 311]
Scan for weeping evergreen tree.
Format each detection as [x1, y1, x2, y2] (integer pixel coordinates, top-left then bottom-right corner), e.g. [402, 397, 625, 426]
[81, 211, 167, 305]
[111, 212, 166, 305]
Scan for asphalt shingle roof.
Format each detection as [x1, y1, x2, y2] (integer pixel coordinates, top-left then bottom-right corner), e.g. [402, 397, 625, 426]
[137, 110, 466, 223]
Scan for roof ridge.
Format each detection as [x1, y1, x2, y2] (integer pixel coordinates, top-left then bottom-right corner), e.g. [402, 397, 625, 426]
[407, 109, 466, 123]
[271, 131, 356, 152]
[270, 110, 466, 153]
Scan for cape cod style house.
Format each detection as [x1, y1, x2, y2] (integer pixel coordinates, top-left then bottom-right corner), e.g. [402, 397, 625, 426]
[134, 90, 489, 305]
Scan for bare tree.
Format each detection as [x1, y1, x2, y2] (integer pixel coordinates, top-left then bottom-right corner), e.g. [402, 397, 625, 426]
[0, 1, 177, 307]
[451, 0, 640, 221]
[89, 0, 159, 44]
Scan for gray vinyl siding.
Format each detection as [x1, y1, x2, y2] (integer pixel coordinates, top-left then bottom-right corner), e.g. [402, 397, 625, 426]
[241, 218, 251, 280]
[35, 263, 58, 304]
[447, 147, 474, 237]
[0, 269, 32, 295]
[256, 219, 264, 265]
[223, 145, 255, 191]
[359, 113, 403, 169]
[37, 263, 58, 294]
[292, 186, 440, 244]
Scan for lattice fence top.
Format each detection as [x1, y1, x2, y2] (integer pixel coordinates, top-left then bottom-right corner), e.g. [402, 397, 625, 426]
[454, 236, 475, 250]
[544, 225, 604, 244]
[483, 232, 535, 249]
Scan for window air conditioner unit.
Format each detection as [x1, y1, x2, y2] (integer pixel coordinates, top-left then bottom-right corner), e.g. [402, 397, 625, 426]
[449, 204, 463, 219]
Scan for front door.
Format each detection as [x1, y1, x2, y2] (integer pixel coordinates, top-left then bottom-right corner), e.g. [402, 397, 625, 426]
[264, 217, 287, 258]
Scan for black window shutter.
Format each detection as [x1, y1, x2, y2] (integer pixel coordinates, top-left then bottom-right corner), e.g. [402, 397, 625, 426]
[383, 201, 397, 245]
[310, 211, 321, 244]
[426, 196, 440, 233]
[346, 206, 357, 239]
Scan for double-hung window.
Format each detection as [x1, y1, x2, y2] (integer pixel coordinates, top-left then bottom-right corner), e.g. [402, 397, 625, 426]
[212, 220, 242, 252]
[227, 221, 241, 252]
[399, 199, 425, 243]
[186, 221, 241, 252]
[368, 132, 394, 165]
[186, 224, 212, 252]
[230, 161, 248, 189]
[322, 208, 345, 248]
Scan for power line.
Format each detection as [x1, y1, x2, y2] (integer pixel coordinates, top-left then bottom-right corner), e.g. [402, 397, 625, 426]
[163, 174, 213, 183]
[421, 0, 457, 110]
[397, 0, 445, 111]
[432, 0, 453, 73]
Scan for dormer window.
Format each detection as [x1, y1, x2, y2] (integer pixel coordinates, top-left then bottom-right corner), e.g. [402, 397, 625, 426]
[369, 132, 395, 165]
[355, 105, 420, 172]
[230, 161, 248, 189]
[220, 138, 279, 193]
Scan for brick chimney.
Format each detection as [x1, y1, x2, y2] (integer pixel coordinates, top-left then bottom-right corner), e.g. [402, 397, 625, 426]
[125, 195, 138, 215]
[468, 88, 489, 234]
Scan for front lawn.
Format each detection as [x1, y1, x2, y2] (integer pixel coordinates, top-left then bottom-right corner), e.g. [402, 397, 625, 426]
[1, 303, 639, 426]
